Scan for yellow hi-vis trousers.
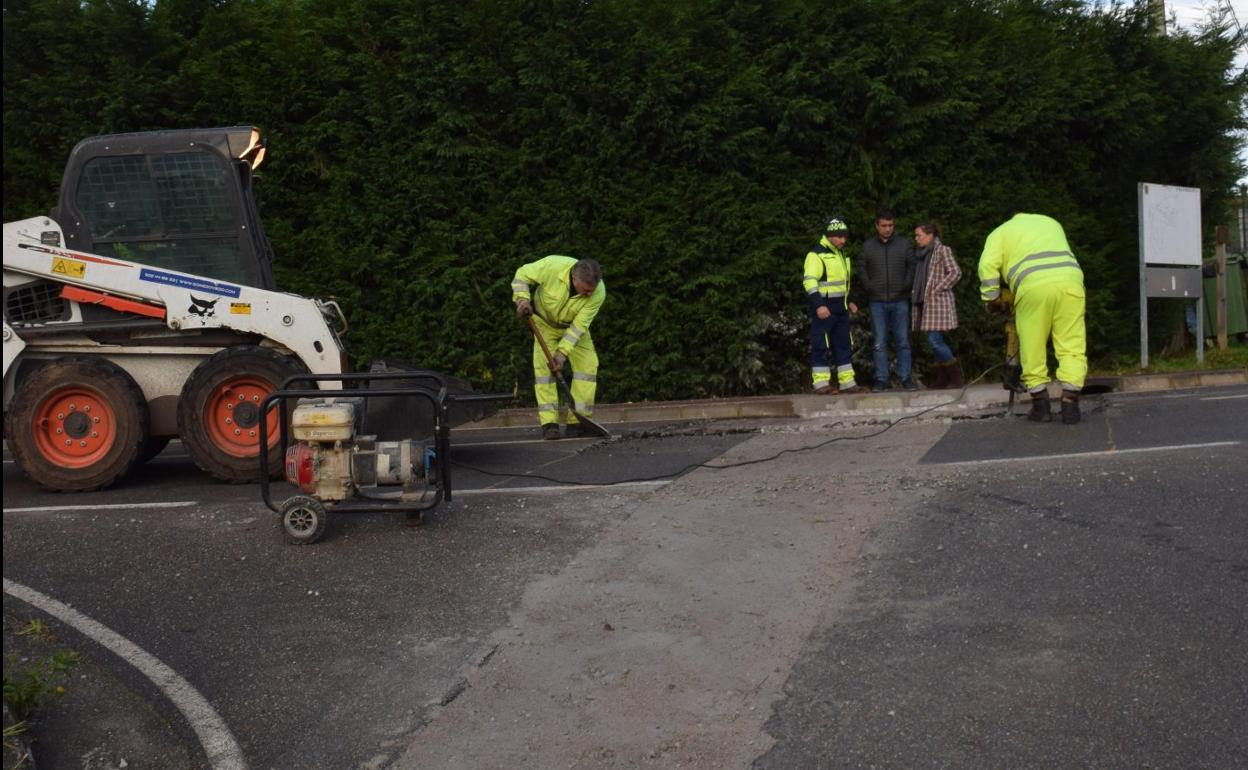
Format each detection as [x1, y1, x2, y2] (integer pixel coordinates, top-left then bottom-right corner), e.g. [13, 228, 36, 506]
[532, 316, 598, 426]
[1014, 281, 1087, 392]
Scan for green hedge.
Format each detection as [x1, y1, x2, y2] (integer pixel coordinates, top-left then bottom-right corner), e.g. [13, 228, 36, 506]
[5, 0, 1245, 400]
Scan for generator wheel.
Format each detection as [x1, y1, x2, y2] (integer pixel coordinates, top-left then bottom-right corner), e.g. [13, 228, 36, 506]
[280, 495, 329, 545]
[178, 345, 306, 483]
[7, 357, 148, 491]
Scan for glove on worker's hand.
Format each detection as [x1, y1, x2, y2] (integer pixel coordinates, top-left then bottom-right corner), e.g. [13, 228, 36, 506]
[985, 297, 1011, 316]
[515, 299, 533, 319]
[553, 351, 567, 371]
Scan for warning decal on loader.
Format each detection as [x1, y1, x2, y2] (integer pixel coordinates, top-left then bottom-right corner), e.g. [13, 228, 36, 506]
[230, 302, 252, 315]
[51, 257, 87, 279]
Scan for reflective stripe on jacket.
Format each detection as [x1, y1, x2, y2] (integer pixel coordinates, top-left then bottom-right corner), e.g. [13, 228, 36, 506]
[803, 236, 851, 313]
[978, 213, 1083, 302]
[512, 255, 606, 355]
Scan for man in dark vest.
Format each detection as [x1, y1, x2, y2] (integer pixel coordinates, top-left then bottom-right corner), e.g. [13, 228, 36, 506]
[860, 207, 917, 391]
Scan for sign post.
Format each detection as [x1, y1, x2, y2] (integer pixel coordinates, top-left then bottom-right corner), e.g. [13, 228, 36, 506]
[1138, 183, 1203, 368]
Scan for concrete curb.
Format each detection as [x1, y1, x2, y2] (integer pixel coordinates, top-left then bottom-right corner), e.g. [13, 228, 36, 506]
[457, 369, 1247, 430]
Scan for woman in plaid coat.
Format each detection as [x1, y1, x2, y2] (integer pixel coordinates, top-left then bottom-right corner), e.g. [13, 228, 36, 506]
[911, 222, 965, 388]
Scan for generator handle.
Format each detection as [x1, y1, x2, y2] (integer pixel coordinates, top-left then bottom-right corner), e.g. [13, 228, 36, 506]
[280, 369, 450, 390]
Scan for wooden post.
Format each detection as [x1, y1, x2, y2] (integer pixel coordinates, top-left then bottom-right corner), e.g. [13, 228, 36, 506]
[1216, 225, 1228, 351]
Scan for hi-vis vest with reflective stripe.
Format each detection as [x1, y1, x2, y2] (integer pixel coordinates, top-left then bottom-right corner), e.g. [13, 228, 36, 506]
[978, 213, 1083, 301]
[511, 255, 606, 355]
[803, 237, 851, 309]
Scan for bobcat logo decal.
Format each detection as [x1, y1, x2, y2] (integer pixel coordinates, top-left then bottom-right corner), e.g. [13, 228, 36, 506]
[188, 295, 219, 318]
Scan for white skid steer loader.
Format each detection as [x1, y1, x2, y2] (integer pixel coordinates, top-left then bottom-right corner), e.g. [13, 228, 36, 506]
[4, 127, 362, 491]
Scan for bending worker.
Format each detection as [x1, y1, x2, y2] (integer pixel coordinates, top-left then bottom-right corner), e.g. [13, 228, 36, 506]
[978, 213, 1087, 424]
[803, 217, 865, 394]
[513, 255, 605, 440]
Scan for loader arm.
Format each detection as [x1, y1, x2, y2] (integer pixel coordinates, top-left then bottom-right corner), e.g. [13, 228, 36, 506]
[3, 217, 345, 383]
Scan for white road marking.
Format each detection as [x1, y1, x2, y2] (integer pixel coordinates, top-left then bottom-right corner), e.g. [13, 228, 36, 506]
[4, 501, 198, 514]
[452, 480, 670, 495]
[2, 578, 248, 770]
[941, 440, 1242, 466]
[1200, 394, 1248, 401]
[455, 437, 601, 447]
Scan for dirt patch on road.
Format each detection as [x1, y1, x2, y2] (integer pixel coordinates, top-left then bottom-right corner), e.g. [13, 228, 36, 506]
[393, 424, 943, 769]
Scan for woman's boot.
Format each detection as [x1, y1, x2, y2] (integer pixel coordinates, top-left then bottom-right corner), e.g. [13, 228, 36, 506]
[927, 362, 948, 390]
[945, 359, 965, 389]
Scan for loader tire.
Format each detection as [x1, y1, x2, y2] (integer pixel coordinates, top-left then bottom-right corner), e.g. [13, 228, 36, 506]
[178, 345, 306, 483]
[7, 357, 148, 492]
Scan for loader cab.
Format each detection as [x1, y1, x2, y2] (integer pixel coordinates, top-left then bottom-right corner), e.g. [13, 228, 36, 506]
[51, 126, 276, 290]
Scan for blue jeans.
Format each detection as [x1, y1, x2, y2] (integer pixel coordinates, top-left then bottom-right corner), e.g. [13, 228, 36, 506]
[869, 300, 912, 383]
[927, 331, 955, 363]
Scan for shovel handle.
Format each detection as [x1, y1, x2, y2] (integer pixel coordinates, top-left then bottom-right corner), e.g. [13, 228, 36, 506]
[525, 316, 565, 383]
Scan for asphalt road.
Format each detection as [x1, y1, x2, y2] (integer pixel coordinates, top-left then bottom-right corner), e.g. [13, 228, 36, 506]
[757, 387, 1248, 769]
[2, 421, 753, 769]
[4, 387, 1246, 769]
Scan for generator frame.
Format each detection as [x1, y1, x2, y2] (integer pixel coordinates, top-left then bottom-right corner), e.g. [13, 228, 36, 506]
[258, 370, 510, 540]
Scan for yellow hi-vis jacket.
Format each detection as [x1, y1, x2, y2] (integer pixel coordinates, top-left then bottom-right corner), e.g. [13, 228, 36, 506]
[803, 236, 852, 311]
[511, 255, 606, 355]
[978, 213, 1083, 302]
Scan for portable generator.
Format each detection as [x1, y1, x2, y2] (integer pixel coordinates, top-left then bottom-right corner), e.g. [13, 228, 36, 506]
[258, 370, 511, 544]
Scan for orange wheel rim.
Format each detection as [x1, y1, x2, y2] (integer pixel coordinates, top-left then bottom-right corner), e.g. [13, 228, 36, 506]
[31, 387, 117, 468]
[203, 376, 278, 458]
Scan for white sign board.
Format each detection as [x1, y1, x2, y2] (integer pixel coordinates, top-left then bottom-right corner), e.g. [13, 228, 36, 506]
[1139, 183, 1201, 266]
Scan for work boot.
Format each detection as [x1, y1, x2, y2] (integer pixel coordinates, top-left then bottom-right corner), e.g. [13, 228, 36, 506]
[840, 384, 869, 395]
[565, 423, 584, 438]
[945, 359, 965, 389]
[1061, 390, 1081, 425]
[813, 385, 839, 396]
[1027, 393, 1053, 422]
[541, 423, 561, 440]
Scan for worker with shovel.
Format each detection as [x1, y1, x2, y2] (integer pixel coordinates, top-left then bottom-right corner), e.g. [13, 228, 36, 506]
[513, 256, 607, 440]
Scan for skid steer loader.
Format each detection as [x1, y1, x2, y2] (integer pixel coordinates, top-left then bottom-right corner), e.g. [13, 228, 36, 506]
[3, 126, 496, 492]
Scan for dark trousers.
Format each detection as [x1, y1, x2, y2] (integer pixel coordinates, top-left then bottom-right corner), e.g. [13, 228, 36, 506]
[810, 308, 854, 387]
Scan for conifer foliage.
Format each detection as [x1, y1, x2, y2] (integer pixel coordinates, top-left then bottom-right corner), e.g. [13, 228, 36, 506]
[4, 0, 1245, 399]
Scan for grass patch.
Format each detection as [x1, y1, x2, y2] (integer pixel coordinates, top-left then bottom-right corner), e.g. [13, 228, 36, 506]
[14, 620, 53, 643]
[3, 649, 82, 723]
[1093, 341, 1248, 376]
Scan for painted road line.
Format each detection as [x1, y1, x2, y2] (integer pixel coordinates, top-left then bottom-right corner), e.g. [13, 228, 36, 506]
[452, 480, 671, 495]
[455, 437, 603, 447]
[1200, 394, 1248, 401]
[4, 501, 198, 514]
[2, 578, 248, 770]
[941, 440, 1242, 466]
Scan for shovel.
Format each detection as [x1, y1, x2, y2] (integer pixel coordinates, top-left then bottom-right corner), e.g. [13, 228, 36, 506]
[525, 316, 611, 438]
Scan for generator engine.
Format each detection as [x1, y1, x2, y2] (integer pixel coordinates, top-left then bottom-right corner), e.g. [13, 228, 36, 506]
[284, 398, 434, 502]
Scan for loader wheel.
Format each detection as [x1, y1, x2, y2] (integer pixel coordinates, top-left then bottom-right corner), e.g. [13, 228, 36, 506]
[7, 357, 148, 491]
[178, 346, 305, 483]
[280, 495, 329, 545]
